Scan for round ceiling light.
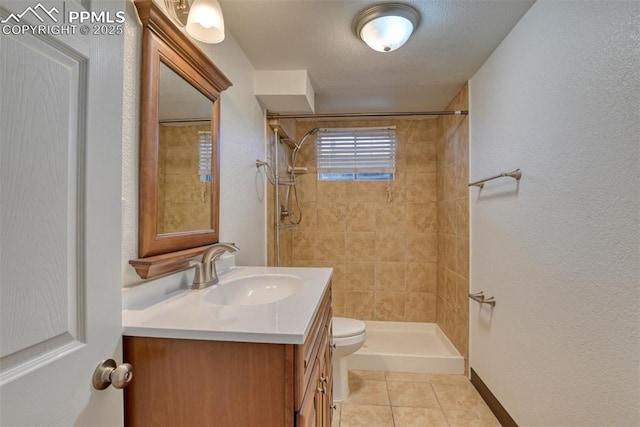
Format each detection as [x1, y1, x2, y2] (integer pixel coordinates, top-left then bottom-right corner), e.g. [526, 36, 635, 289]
[353, 3, 420, 53]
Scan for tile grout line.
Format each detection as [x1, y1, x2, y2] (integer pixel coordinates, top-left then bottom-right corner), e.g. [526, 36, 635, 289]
[343, 371, 501, 427]
[429, 380, 453, 427]
[384, 374, 397, 427]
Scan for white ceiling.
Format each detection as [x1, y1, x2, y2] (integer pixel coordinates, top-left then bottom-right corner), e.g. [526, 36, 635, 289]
[219, 0, 535, 113]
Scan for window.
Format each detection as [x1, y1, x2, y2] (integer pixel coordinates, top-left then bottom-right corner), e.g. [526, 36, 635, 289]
[198, 131, 212, 182]
[316, 126, 397, 181]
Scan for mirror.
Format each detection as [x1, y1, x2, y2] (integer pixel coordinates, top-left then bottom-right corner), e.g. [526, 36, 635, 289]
[157, 63, 213, 234]
[131, 1, 232, 279]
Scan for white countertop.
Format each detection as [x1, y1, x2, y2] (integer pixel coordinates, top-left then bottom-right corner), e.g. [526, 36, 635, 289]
[122, 266, 332, 344]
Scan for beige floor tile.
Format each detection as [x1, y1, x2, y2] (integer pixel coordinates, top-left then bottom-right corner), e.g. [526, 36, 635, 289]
[343, 379, 390, 406]
[387, 381, 440, 408]
[444, 407, 501, 427]
[385, 372, 431, 382]
[340, 404, 394, 427]
[429, 374, 470, 385]
[339, 370, 495, 427]
[349, 370, 386, 381]
[431, 382, 487, 410]
[392, 407, 450, 427]
[332, 402, 341, 427]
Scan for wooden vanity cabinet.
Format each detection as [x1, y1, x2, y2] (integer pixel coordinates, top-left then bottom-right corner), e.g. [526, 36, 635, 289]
[124, 285, 333, 427]
[295, 300, 333, 427]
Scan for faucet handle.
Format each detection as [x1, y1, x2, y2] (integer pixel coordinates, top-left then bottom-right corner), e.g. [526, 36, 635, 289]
[189, 261, 206, 286]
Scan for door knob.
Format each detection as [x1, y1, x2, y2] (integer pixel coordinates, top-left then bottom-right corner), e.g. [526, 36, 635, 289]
[92, 359, 133, 390]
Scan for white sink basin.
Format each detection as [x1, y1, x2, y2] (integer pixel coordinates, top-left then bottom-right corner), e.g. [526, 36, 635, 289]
[204, 274, 303, 306]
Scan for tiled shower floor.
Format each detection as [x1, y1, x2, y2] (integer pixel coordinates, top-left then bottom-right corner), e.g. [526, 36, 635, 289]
[332, 371, 500, 427]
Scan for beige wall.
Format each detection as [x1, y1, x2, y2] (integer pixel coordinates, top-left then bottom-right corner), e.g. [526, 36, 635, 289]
[436, 84, 469, 368]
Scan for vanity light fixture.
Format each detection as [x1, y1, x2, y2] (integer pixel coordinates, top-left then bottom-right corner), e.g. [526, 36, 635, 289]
[164, 0, 225, 44]
[353, 2, 420, 53]
[165, 0, 190, 26]
[186, 0, 225, 43]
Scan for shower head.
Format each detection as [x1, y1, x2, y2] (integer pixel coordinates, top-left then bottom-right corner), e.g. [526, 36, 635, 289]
[293, 128, 320, 152]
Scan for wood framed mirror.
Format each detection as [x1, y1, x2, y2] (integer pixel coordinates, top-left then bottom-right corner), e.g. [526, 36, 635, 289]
[130, 1, 232, 279]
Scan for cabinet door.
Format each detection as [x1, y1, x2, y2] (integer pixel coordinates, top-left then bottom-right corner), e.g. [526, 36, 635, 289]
[317, 327, 333, 426]
[315, 375, 325, 427]
[297, 359, 320, 427]
[323, 320, 334, 425]
[124, 338, 290, 426]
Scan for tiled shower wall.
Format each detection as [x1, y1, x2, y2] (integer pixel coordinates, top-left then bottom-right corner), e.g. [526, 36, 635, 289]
[158, 123, 212, 234]
[271, 119, 440, 322]
[266, 86, 469, 362]
[436, 84, 470, 366]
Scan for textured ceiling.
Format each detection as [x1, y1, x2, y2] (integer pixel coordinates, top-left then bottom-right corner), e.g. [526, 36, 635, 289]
[219, 0, 535, 113]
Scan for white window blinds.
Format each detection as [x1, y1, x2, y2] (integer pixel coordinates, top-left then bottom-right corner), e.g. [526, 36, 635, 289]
[316, 126, 397, 181]
[198, 131, 212, 182]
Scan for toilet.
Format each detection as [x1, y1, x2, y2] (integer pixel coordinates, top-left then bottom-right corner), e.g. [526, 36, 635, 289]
[332, 317, 366, 401]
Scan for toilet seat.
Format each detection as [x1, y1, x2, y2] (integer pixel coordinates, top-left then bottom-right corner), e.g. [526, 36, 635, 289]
[333, 317, 366, 338]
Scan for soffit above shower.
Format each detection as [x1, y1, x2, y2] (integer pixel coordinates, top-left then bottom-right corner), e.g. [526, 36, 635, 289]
[220, 0, 535, 113]
[255, 70, 315, 114]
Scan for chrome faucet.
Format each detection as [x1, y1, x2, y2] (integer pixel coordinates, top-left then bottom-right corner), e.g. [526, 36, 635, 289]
[191, 243, 239, 289]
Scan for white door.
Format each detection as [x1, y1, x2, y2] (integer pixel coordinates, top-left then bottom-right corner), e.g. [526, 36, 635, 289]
[0, 1, 125, 425]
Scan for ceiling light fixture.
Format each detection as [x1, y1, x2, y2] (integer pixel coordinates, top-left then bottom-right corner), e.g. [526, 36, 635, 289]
[165, 0, 225, 44]
[353, 3, 420, 53]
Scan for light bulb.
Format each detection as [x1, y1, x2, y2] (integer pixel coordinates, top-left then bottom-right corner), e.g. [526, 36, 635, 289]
[360, 15, 414, 52]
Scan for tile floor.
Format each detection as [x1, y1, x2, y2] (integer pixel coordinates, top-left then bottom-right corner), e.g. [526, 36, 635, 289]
[332, 371, 501, 427]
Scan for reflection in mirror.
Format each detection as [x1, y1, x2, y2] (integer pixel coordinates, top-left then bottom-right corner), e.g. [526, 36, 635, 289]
[157, 62, 213, 234]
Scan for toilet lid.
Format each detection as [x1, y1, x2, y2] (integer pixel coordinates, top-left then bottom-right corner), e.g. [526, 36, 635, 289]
[333, 317, 366, 338]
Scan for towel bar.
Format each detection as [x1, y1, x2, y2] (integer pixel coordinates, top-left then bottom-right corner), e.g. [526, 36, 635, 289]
[469, 291, 496, 307]
[468, 169, 521, 189]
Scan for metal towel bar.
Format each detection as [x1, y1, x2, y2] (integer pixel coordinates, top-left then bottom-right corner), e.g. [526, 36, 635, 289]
[468, 169, 521, 189]
[469, 291, 496, 307]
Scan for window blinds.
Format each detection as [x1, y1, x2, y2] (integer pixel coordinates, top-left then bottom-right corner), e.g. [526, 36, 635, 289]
[316, 126, 397, 178]
[198, 131, 212, 182]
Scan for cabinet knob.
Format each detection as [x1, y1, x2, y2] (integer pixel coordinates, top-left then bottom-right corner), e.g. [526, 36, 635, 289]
[317, 386, 326, 394]
[320, 376, 328, 382]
